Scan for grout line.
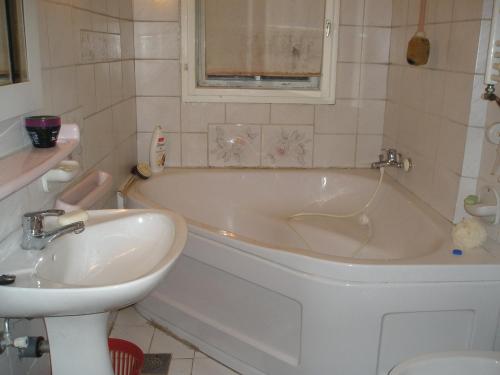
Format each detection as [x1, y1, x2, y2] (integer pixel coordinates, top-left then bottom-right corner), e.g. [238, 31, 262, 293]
[147, 328, 156, 354]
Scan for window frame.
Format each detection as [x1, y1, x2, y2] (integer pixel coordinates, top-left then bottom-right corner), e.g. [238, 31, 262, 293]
[181, 0, 340, 104]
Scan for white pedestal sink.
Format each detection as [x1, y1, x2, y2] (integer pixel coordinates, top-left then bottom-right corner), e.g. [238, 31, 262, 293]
[0, 209, 187, 375]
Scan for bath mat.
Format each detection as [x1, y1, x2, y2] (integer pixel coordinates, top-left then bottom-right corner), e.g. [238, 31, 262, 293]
[142, 353, 172, 374]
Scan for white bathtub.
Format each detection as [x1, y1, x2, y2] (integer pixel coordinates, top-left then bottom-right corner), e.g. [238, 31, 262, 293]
[126, 168, 500, 375]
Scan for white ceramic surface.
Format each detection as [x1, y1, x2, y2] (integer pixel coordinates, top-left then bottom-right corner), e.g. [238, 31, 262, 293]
[127, 168, 500, 375]
[0, 209, 187, 317]
[389, 351, 500, 375]
[55, 170, 113, 211]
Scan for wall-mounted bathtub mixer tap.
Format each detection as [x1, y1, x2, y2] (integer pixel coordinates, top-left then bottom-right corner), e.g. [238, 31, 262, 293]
[21, 209, 85, 250]
[371, 149, 413, 172]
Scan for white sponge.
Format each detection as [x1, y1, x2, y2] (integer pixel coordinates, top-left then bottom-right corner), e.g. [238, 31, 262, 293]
[57, 209, 89, 226]
[452, 218, 487, 251]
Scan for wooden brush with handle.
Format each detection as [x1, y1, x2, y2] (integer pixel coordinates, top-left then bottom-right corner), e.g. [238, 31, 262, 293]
[407, 0, 430, 66]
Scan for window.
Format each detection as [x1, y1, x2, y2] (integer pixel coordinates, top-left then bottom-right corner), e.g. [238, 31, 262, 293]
[181, 0, 339, 104]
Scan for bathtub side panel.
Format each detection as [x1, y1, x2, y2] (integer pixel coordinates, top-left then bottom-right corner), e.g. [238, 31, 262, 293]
[137, 232, 500, 375]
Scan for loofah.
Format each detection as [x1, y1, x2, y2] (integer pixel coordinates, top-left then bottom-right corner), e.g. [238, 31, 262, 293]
[452, 218, 487, 251]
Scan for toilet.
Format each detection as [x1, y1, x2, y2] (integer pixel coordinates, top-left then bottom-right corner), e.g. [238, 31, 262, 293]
[389, 351, 500, 375]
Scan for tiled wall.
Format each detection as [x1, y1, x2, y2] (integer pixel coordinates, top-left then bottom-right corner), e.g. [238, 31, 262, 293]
[384, 0, 490, 222]
[0, 1, 136, 373]
[0, 0, 137, 245]
[135, 0, 392, 168]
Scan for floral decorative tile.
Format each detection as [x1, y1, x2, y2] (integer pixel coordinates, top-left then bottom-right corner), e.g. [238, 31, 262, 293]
[208, 124, 261, 167]
[262, 126, 313, 167]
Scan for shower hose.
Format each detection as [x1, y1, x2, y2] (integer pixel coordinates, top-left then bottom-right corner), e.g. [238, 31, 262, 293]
[286, 167, 385, 253]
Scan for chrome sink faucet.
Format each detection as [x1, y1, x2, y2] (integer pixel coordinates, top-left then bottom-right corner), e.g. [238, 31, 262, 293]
[21, 210, 85, 250]
[371, 148, 413, 171]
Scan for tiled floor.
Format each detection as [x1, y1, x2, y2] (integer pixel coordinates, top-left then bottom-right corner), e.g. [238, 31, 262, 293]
[110, 307, 239, 375]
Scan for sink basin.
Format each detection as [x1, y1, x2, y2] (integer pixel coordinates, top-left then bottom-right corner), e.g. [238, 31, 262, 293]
[0, 209, 187, 375]
[0, 209, 187, 317]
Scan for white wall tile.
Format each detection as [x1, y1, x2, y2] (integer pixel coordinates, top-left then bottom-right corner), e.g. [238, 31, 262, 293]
[358, 100, 386, 134]
[110, 61, 124, 104]
[46, 2, 76, 67]
[226, 104, 270, 124]
[95, 63, 112, 111]
[83, 109, 114, 168]
[336, 63, 361, 99]
[50, 66, 79, 115]
[135, 22, 180, 59]
[453, 0, 485, 21]
[182, 133, 208, 167]
[313, 134, 356, 167]
[122, 60, 136, 99]
[356, 135, 383, 167]
[360, 64, 388, 99]
[426, 0, 453, 23]
[362, 27, 391, 63]
[364, 0, 392, 26]
[120, 20, 135, 59]
[315, 101, 358, 134]
[77, 65, 97, 118]
[181, 103, 225, 132]
[133, 0, 179, 21]
[135, 60, 180, 96]
[137, 97, 180, 132]
[270, 104, 314, 125]
[338, 26, 363, 62]
[447, 21, 481, 73]
[443, 72, 474, 125]
[112, 98, 137, 145]
[392, 0, 408, 26]
[340, 0, 365, 25]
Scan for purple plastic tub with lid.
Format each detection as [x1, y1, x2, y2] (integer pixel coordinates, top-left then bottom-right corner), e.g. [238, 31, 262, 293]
[25, 115, 61, 148]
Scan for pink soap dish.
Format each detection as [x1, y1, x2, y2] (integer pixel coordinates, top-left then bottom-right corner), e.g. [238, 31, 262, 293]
[55, 170, 113, 212]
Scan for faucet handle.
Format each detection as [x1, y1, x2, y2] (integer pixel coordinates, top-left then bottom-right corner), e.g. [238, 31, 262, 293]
[23, 209, 65, 218]
[386, 149, 399, 161]
[22, 210, 65, 235]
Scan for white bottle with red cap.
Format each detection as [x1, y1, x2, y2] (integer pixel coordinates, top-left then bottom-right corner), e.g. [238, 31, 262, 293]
[149, 125, 167, 174]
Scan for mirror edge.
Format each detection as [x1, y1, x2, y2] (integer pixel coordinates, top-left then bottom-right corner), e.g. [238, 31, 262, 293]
[0, 0, 42, 123]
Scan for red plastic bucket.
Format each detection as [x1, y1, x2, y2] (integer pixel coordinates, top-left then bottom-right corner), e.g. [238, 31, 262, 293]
[108, 338, 145, 375]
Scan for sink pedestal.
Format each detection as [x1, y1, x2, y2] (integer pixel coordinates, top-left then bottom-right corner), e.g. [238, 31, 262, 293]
[45, 312, 114, 375]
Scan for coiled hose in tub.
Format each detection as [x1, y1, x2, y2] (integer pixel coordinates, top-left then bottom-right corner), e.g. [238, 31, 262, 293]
[286, 168, 385, 254]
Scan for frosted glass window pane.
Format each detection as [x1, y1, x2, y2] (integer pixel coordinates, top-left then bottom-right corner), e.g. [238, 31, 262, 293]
[203, 0, 326, 78]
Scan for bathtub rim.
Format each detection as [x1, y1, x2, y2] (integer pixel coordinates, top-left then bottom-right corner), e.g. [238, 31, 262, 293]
[125, 168, 500, 283]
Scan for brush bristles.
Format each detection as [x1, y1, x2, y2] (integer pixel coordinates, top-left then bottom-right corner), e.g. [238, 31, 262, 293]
[407, 36, 430, 66]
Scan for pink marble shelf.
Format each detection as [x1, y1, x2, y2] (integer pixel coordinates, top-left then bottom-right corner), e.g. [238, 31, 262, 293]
[0, 124, 80, 200]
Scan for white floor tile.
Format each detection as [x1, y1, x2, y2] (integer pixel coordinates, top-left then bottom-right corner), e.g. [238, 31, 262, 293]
[109, 325, 154, 353]
[192, 358, 239, 375]
[195, 351, 208, 359]
[115, 307, 148, 326]
[168, 359, 193, 375]
[149, 329, 195, 358]
[114, 306, 150, 327]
